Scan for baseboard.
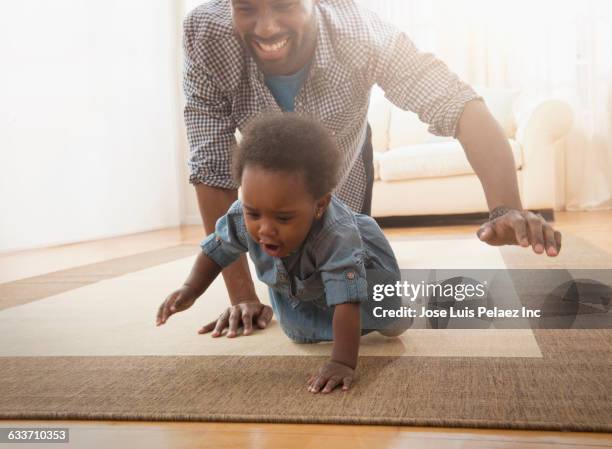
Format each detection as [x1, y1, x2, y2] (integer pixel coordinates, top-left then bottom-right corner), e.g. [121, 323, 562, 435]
[375, 209, 555, 228]
[184, 210, 555, 229]
[183, 214, 203, 226]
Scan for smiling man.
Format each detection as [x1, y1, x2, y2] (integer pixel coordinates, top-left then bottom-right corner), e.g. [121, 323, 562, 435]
[232, 0, 317, 76]
[183, 0, 562, 337]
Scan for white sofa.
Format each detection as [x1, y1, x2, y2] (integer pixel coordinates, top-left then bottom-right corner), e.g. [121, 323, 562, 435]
[368, 86, 574, 218]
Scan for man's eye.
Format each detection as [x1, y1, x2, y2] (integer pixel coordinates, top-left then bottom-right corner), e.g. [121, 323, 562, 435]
[234, 5, 255, 14]
[274, 1, 295, 12]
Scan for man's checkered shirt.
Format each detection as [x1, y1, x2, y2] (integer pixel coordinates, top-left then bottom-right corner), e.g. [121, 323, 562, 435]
[183, 0, 481, 213]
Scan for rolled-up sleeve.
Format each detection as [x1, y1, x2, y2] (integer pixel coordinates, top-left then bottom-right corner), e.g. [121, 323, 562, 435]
[200, 201, 248, 268]
[367, 12, 482, 137]
[315, 221, 368, 306]
[183, 21, 238, 189]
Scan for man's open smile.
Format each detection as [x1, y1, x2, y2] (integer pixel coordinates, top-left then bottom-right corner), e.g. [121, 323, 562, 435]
[251, 36, 291, 61]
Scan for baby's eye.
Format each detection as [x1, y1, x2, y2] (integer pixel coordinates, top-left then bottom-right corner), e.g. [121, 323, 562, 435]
[245, 211, 260, 219]
[276, 216, 293, 223]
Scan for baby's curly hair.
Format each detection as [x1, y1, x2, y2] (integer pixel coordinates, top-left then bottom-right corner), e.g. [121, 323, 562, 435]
[232, 113, 341, 198]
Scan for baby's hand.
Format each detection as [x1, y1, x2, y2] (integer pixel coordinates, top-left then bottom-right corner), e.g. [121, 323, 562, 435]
[156, 286, 198, 326]
[307, 360, 354, 394]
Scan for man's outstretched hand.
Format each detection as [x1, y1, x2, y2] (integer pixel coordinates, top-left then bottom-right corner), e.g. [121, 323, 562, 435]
[198, 302, 273, 338]
[477, 209, 562, 257]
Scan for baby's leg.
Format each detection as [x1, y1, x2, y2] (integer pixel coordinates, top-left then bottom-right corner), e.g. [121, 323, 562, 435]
[363, 268, 413, 338]
[267, 287, 333, 344]
[377, 327, 408, 337]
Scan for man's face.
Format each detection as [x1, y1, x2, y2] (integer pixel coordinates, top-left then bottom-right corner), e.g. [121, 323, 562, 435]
[230, 0, 318, 76]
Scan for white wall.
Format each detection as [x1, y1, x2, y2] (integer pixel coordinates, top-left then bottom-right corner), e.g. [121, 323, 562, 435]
[0, 0, 183, 252]
[180, 0, 208, 227]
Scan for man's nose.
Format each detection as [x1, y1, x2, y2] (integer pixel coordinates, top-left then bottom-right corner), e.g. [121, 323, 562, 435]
[253, 12, 282, 40]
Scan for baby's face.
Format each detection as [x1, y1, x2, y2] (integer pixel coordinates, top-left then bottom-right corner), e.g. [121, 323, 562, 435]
[241, 165, 327, 258]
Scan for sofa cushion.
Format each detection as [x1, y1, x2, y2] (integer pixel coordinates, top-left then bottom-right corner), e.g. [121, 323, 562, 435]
[422, 86, 520, 144]
[383, 86, 521, 149]
[373, 150, 382, 180]
[378, 139, 523, 182]
[388, 107, 430, 149]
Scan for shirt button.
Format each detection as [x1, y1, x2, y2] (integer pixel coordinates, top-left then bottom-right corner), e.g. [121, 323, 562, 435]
[346, 271, 355, 280]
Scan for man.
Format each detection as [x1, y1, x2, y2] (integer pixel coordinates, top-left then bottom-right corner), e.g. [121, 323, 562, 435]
[183, 0, 562, 337]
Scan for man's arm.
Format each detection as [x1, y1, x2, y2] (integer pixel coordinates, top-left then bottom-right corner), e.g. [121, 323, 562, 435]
[456, 99, 522, 211]
[195, 183, 261, 307]
[362, 11, 560, 256]
[182, 15, 266, 319]
[456, 100, 562, 256]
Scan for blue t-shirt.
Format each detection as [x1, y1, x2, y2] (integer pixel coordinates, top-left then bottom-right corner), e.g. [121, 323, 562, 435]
[264, 62, 311, 112]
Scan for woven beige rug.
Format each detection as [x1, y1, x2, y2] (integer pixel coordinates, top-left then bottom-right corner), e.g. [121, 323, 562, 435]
[0, 235, 610, 431]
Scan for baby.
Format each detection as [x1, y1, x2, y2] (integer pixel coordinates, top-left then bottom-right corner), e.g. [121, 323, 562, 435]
[156, 113, 406, 394]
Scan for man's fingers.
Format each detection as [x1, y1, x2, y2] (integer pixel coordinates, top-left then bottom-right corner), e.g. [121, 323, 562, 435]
[554, 230, 562, 254]
[511, 216, 529, 247]
[477, 223, 494, 242]
[257, 306, 273, 329]
[341, 376, 353, 391]
[526, 215, 545, 254]
[242, 311, 254, 335]
[543, 225, 558, 257]
[227, 306, 241, 338]
[479, 210, 560, 255]
[212, 309, 230, 337]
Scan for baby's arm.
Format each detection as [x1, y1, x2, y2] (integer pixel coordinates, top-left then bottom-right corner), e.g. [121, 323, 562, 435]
[331, 303, 361, 369]
[156, 251, 222, 325]
[182, 251, 222, 297]
[307, 302, 361, 394]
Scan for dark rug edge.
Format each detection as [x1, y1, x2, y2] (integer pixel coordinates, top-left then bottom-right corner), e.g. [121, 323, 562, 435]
[0, 412, 610, 433]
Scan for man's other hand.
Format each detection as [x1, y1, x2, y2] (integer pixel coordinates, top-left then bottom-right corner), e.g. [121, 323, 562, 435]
[198, 302, 273, 337]
[477, 209, 562, 257]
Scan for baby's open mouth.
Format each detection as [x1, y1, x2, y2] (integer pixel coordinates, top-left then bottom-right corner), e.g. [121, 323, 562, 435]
[262, 242, 282, 257]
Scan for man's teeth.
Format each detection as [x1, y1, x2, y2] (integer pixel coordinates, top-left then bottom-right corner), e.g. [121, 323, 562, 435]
[257, 38, 289, 52]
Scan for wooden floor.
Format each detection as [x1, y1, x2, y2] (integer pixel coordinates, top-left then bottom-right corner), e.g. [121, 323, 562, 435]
[2, 210, 612, 448]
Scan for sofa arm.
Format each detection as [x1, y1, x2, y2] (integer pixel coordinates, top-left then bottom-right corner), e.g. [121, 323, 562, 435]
[517, 100, 574, 211]
[517, 100, 574, 149]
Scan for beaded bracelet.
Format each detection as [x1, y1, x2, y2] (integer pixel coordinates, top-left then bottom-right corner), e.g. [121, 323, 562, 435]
[488, 206, 518, 221]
